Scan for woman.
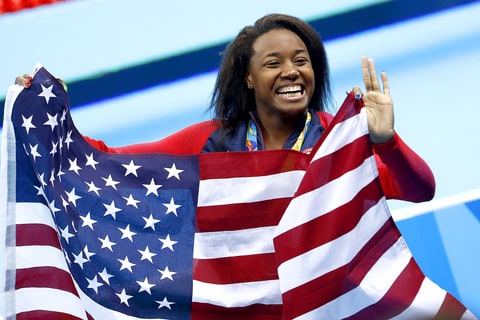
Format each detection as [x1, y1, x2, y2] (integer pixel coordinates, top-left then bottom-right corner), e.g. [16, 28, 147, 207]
[16, 13, 434, 202]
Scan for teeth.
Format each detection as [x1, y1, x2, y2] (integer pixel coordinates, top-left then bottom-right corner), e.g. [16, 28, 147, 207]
[282, 92, 302, 97]
[277, 85, 302, 94]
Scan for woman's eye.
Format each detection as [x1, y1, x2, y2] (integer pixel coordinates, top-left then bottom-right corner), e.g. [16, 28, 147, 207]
[296, 58, 308, 65]
[266, 61, 280, 67]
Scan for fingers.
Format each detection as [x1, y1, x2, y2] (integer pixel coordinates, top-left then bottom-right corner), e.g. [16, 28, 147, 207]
[352, 86, 363, 100]
[15, 74, 33, 88]
[368, 59, 380, 92]
[381, 71, 390, 97]
[361, 56, 385, 93]
[361, 56, 372, 91]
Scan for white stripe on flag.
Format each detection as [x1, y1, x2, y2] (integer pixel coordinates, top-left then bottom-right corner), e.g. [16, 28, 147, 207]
[16, 245, 68, 271]
[389, 277, 446, 319]
[296, 237, 412, 319]
[312, 108, 368, 162]
[198, 170, 304, 207]
[192, 279, 282, 307]
[277, 198, 388, 293]
[194, 226, 275, 259]
[15, 287, 88, 319]
[275, 155, 378, 237]
[16, 202, 54, 226]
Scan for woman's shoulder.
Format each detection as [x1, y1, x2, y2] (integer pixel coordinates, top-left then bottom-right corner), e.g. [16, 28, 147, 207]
[164, 120, 221, 154]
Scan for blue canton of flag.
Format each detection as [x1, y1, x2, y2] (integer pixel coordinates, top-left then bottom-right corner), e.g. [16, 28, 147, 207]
[11, 67, 199, 319]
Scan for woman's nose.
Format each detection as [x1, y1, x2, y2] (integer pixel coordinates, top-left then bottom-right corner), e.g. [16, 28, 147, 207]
[281, 66, 300, 79]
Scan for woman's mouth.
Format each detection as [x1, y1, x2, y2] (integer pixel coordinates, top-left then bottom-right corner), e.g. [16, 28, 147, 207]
[276, 85, 304, 98]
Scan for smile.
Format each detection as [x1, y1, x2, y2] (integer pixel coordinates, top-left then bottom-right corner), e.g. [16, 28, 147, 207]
[276, 85, 304, 97]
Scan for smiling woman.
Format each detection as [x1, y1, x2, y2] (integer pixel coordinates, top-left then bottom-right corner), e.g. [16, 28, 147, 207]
[205, 14, 331, 153]
[245, 29, 315, 150]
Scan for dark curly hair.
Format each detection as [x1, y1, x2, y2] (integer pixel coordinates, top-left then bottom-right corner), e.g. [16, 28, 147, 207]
[209, 13, 332, 127]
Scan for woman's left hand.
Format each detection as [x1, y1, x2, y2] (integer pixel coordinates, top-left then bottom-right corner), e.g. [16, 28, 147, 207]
[354, 56, 394, 144]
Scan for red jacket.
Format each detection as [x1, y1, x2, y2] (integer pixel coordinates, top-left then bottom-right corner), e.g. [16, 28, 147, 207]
[86, 114, 435, 203]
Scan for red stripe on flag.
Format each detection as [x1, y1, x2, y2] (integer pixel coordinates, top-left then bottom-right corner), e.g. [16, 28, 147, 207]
[16, 267, 78, 293]
[191, 301, 283, 320]
[17, 310, 84, 320]
[196, 198, 289, 232]
[274, 180, 383, 265]
[200, 150, 308, 179]
[16, 224, 60, 248]
[434, 293, 470, 319]
[194, 252, 278, 284]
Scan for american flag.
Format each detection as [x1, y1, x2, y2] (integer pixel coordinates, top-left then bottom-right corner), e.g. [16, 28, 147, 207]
[0, 66, 475, 319]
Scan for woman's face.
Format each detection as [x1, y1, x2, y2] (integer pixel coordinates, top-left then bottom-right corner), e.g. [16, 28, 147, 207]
[246, 28, 315, 120]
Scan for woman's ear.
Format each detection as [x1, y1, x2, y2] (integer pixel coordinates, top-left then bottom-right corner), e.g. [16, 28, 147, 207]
[245, 73, 253, 89]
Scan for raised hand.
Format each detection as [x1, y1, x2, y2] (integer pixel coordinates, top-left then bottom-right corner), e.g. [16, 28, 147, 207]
[358, 56, 395, 144]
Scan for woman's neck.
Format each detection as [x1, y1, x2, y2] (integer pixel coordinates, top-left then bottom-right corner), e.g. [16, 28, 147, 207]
[256, 112, 302, 150]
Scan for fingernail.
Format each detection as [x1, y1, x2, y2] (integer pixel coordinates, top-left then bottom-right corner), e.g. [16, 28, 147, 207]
[355, 93, 362, 100]
[24, 81, 31, 88]
[27, 76, 33, 81]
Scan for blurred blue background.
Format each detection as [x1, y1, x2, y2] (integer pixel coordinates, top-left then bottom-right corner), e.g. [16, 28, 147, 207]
[1, 0, 479, 315]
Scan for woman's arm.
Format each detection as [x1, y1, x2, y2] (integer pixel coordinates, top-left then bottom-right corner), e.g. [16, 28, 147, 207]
[373, 133, 435, 202]
[85, 120, 219, 155]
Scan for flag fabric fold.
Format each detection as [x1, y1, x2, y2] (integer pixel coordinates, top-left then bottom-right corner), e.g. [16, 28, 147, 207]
[0, 66, 475, 319]
[273, 87, 476, 320]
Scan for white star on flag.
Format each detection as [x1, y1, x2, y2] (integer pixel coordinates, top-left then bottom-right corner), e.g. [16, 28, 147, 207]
[21, 115, 36, 133]
[159, 234, 177, 251]
[118, 256, 136, 273]
[143, 214, 160, 230]
[122, 160, 142, 177]
[43, 112, 58, 131]
[138, 246, 157, 263]
[116, 289, 133, 306]
[49, 141, 58, 155]
[83, 245, 96, 261]
[65, 187, 82, 206]
[85, 181, 101, 196]
[73, 251, 88, 269]
[47, 199, 61, 215]
[102, 174, 120, 190]
[156, 297, 175, 310]
[119, 225, 137, 242]
[85, 152, 99, 169]
[123, 194, 140, 208]
[137, 277, 155, 295]
[29, 144, 41, 161]
[103, 200, 122, 219]
[37, 173, 47, 187]
[38, 84, 57, 104]
[80, 212, 97, 230]
[163, 197, 181, 216]
[68, 158, 82, 175]
[87, 275, 103, 294]
[65, 130, 74, 149]
[158, 266, 176, 281]
[98, 235, 116, 252]
[60, 225, 74, 244]
[99, 268, 114, 285]
[164, 163, 183, 180]
[143, 178, 162, 196]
